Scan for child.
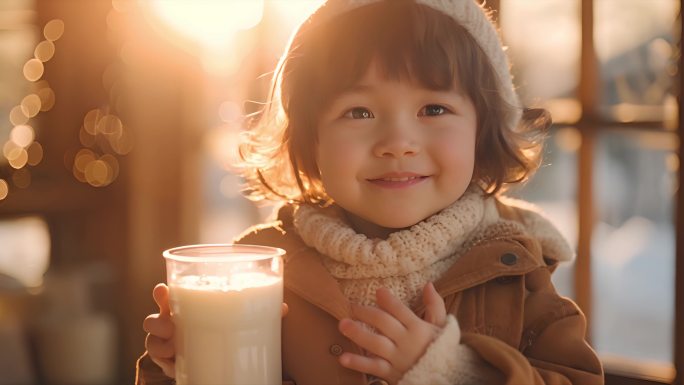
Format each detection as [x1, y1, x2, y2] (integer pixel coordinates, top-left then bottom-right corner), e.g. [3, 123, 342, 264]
[138, 0, 604, 384]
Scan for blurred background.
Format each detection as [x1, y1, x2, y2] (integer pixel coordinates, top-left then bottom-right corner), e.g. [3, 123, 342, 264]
[0, 0, 680, 384]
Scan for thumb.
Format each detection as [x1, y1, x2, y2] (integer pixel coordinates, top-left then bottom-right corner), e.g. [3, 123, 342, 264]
[422, 282, 446, 327]
[152, 283, 171, 316]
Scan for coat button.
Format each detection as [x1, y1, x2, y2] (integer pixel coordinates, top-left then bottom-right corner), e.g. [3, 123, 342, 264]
[500, 253, 518, 266]
[329, 344, 343, 356]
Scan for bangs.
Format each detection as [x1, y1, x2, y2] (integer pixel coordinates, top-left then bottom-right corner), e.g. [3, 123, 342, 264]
[285, 1, 474, 114]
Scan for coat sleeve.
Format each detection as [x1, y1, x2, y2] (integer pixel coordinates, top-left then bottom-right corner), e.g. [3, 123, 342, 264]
[461, 268, 604, 385]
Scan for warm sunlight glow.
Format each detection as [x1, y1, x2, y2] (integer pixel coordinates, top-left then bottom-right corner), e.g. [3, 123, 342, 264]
[144, 0, 265, 49]
[271, 1, 326, 30]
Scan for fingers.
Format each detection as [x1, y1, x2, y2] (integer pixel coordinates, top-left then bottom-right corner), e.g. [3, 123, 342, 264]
[145, 334, 175, 359]
[339, 318, 395, 359]
[375, 288, 417, 328]
[146, 283, 176, 378]
[338, 352, 397, 383]
[143, 313, 174, 339]
[351, 303, 404, 342]
[153, 283, 171, 316]
[422, 282, 447, 327]
[281, 302, 289, 318]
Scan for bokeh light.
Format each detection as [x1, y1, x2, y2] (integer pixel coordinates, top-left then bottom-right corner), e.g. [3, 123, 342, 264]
[97, 114, 123, 135]
[85, 159, 111, 187]
[34, 40, 56, 62]
[36, 87, 56, 111]
[9, 106, 29, 126]
[23, 59, 44, 81]
[3, 141, 20, 159]
[100, 154, 120, 181]
[84, 109, 104, 135]
[8, 148, 29, 169]
[74, 148, 96, 173]
[43, 19, 65, 41]
[27, 142, 44, 166]
[21, 94, 42, 117]
[0, 180, 8, 200]
[10, 125, 35, 148]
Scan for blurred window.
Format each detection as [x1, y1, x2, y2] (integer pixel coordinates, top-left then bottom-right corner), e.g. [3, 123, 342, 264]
[592, 130, 676, 363]
[596, 0, 679, 123]
[502, 0, 679, 382]
[501, 0, 582, 124]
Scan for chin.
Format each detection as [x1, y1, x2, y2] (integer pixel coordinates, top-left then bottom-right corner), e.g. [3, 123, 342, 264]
[372, 212, 428, 230]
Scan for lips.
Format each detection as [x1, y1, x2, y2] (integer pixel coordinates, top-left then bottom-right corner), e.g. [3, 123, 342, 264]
[367, 172, 430, 189]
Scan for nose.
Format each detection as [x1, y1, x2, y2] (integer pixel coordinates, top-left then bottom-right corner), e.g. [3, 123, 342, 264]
[372, 126, 420, 158]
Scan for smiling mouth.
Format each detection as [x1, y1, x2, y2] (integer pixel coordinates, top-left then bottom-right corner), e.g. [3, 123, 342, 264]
[367, 174, 430, 188]
[374, 176, 424, 182]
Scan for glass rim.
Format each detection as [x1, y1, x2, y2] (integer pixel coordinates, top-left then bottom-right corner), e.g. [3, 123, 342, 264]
[162, 244, 285, 263]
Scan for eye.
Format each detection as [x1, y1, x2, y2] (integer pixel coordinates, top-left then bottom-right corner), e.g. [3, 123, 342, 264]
[420, 104, 449, 117]
[344, 107, 374, 119]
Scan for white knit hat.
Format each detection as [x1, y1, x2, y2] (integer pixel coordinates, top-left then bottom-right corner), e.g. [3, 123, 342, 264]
[293, 0, 522, 131]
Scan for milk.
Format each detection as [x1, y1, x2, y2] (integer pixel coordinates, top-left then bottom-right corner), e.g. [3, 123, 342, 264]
[169, 273, 283, 385]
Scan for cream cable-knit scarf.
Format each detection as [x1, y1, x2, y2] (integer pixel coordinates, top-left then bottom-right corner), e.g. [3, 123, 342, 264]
[293, 189, 574, 307]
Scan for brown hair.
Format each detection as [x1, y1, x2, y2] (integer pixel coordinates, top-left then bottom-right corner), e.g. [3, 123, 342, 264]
[238, 1, 549, 204]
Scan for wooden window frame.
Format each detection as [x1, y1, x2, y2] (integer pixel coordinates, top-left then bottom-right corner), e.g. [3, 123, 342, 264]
[493, 0, 683, 384]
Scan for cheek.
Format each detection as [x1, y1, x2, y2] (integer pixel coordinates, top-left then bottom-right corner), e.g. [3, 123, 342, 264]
[433, 130, 476, 175]
[316, 134, 361, 186]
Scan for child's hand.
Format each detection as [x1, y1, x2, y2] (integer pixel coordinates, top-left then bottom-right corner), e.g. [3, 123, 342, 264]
[338, 283, 447, 385]
[143, 283, 291, 379]
[143, 283, 176, 378]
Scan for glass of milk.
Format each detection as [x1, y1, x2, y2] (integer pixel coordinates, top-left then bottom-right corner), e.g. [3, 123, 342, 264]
[163, 244, 285, 385]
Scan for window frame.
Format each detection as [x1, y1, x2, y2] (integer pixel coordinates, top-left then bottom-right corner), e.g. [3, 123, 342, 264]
[495, 0, 683, 384]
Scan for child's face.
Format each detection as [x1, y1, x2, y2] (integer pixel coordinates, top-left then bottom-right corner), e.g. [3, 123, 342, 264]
[316, 63, 477, 231]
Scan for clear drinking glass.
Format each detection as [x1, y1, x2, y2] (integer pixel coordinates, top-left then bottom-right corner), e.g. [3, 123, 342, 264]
[163, 244, 285, 385]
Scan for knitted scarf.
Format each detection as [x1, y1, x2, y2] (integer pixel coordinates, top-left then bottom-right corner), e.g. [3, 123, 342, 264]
[292, 188, 502, 307]
[292, 188, 574, 308]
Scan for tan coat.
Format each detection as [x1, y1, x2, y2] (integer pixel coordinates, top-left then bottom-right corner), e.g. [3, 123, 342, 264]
[136, 201, 604, 385]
